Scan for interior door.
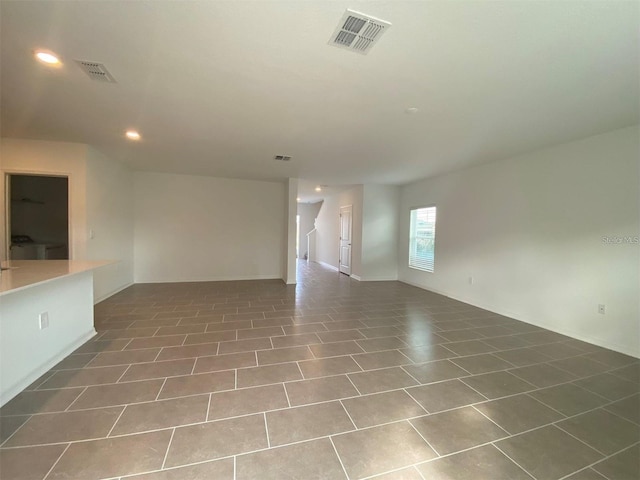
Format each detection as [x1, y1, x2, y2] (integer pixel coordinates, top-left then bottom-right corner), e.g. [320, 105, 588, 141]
[339, 205, 352, 275]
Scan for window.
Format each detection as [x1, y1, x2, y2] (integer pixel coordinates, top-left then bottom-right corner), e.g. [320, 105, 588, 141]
[409, 206, 436, 272]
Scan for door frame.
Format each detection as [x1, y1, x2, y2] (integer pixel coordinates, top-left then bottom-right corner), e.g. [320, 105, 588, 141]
[3, 170, 73, 261]
[339, 204, 352, 276]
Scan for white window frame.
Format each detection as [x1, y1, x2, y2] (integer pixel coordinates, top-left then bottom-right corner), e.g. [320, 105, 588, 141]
[408, 205, 436, 273]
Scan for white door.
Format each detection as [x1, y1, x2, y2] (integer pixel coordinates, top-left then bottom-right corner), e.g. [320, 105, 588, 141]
[339, 205, 352, 275]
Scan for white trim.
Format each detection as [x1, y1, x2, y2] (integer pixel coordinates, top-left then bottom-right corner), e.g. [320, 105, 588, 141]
[359, 276, 398, 282]
[398, 278, 639, 359]
[317, 260, 339, 272]
[0, 329, 96, 407]
[351, 274, 362, 281]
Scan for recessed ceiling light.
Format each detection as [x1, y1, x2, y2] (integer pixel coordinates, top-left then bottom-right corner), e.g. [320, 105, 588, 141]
[296, 197, 301, 202]
[34, 50, 61, 65]
[125, 130, 141, 140]
[405, 107, 419, 114]
[315, 186, 322, 192]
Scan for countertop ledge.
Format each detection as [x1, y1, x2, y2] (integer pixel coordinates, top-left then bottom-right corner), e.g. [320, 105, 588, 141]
[0, 260, 114, 296]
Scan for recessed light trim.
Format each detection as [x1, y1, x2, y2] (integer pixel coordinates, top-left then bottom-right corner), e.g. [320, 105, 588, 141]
[125, 130, 141, 140]
[315, 186, 322, 192]
[35, 50, 61, 65]
[296, 197, 301, 202]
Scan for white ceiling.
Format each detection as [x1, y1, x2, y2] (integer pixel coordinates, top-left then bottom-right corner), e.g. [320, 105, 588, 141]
[1, 1, 638, 202]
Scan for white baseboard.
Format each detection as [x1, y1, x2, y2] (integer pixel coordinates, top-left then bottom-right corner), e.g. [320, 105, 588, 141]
[351, 274, 362, 281]
[0, 329, 97, 407]
[134, 274, 283, 283]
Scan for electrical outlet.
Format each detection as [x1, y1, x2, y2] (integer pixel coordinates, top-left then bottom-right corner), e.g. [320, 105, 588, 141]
[39, 312, 50, 329]
[598, 304, 606, 315]
[468, 276, 474, 285]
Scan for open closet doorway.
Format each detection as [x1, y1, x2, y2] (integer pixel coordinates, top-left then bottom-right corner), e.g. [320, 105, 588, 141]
[6, 174, 70, 260]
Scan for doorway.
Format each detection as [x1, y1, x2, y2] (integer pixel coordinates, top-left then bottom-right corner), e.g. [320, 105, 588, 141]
[6, 174, 69, 260]
[339, 204, 352, 275]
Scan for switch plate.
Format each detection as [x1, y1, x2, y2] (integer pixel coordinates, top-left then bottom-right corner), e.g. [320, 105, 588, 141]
[39, 312, 50, 329]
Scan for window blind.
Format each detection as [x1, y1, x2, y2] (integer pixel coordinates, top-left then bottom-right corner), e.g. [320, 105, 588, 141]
[409, 206, 436, 272]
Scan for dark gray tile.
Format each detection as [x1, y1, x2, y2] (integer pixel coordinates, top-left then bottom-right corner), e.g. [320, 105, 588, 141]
[69, 379, 164, 409]
[509, 363, 577, 388]
[592, 444, 640, 480]
[402, 359, 469, 384]
[310, 341, 365, 358]
[493, 347, 553, 367]
[165, 414, 267, 467]
[285, 375, 359, 406]
[557, 408, 640, 455]
[193, 351, 256, 373]
[0, 388, 85, 415]
[605, 393, 640, 424]
[0, 444, 67, 480]
[495, 425, 603, 480]
[298, 355, 362, 379]
[399, 344, 458, 363]
[120, 359, 195, 382]
[257, 346, 314, 365]
[411, 406, 507, 455]
[343, 390, 426, 428]
[237, 362, 302, 388]
[266, 401, 354, 445]
[474, 394, 564, 434]
[348, 367, 418, 394]
[111, 395, 209, 435]
[124, 458, 234, 480]
[574, 373, 639, 401]
[39, 365, 128, 389]
[159, 370, 235, 399]
[462, 371, 535, 399]
[236, 438, 347, 480]
[530, 384, 607, 418]
[417, 444, 531, 480]
[443, 340, 495, 356]
[406, 379, 485, 413]
[332, 421, 436, 479]
[208, 384, 289, 420]
[48, 430, 172, 479]
[549, 356, 611, 378]
[451, 354, 514, 374]
[4, 407, 122, 446]
[352, 350, 412, 370]
[0, 415, 29, 443]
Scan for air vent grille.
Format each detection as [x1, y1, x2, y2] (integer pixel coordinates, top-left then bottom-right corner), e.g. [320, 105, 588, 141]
[329, 9, 391, 55]
[75, 60, 117, 83]
[274, 155, 292, 162]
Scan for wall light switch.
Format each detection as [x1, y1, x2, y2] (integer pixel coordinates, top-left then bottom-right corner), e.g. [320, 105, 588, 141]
[39, 312, 50, 329]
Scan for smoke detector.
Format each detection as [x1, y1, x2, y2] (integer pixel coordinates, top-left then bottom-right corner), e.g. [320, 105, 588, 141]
[329, 9, 391, 55]
[273, 155, 292, 161]
[75, 60, 117, 83]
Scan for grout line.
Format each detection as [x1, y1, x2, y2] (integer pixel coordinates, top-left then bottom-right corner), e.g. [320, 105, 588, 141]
[64, 386, 88, 412]
[338, 399, 359, 431]
[160, 428, 176, 469]
[42, 443, 71, 480]
[155, 378, 168, 401]
[329, 436, 351, 480]
[115, 365, 131, 383]
[407, 419, 441, 457]
[206, 393, 212, 422]
[263, 412, 271, 448]
[491, 442, 537, 479]
[106, 406, 127, 437]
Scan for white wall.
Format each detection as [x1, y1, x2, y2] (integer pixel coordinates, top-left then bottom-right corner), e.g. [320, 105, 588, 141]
[315, 186, 363, 276]
[1, 271, 96, 406]
[297, 201, 322, 259]
[86, 147, 135, 301]
[134, 172, 285, 282]
[0, 139, 88, 260]
[361, 184, 400, 281]
[0, 139, 134, 301]
[399, 126, 640, 357]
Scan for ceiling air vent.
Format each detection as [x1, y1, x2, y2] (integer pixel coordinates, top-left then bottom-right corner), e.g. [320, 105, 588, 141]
[329, 9, 391, 55]
[74, 60, 117, 83]
[274, 155, 292, 162]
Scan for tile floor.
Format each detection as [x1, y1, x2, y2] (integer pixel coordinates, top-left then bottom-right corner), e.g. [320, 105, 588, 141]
[1, 261, 638, 480]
